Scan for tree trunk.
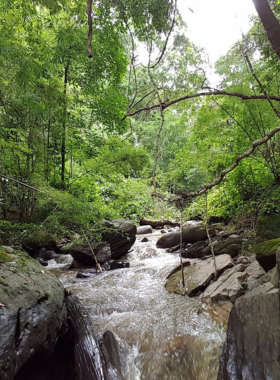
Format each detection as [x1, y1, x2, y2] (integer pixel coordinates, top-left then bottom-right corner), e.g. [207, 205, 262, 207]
[252, 0, 280, 61]
[61, 60, 70, 187]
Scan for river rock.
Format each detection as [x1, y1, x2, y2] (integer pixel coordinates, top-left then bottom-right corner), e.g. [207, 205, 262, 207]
[255, 237, 280, 272]
[101, 330, 124, 380]
[165, 254, 234, 296]
[243, 259, 266, 291]
[213, 237, 242, 257]
[66, 293, 107, 380]
[137, 225, 153, 235]
[0, 248, 67, 380]
[202, 271, 248, 303]
[67, 242, 111, 266]
[157, 227, 214, 249]
[34, 247, 58, 261]
[102, 219, 137, 259]
[217, 287, 280, 380]
[181, 241, 209, 259]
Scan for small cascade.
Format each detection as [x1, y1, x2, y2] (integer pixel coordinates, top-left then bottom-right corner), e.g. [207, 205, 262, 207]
[51, 232, 226, 380]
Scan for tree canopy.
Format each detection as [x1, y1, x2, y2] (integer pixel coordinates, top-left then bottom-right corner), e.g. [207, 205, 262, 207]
[1, 0, 280, 235]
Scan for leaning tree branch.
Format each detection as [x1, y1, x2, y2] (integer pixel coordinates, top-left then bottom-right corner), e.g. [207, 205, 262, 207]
[0, 174, 43, 193]
[121, 90, 280, 120]
[153, 125, 280, 202]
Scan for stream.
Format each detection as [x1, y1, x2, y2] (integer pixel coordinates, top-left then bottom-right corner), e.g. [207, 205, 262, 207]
[49, 231, 226, 380]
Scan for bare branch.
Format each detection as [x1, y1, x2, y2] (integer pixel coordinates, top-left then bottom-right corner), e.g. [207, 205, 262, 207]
[150, 0, 178, 69]
[0, 174, 43, 192]
[121, 90, 280, 120]
[152, 125, 280, 202]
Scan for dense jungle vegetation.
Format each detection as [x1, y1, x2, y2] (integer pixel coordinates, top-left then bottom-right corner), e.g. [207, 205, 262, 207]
[1, 0, 280, 241]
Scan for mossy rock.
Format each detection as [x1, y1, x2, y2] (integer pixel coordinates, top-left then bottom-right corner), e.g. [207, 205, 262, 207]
[0, 247, 13, 263]
[255, 237, 280, 272]
[256, 238, 280, 255]
[257, 213, 280, 240]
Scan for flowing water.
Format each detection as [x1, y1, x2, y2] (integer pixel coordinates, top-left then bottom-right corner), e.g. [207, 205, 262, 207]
[49, 231, 225, 380]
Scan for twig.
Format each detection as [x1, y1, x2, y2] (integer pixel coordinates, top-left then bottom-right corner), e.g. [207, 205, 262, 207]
[80, 228, 102, 272]
[204, 192, 217, 279]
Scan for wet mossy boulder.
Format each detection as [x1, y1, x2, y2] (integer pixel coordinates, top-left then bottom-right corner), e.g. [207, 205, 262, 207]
[0, 246, 67, 380]
[255, 237, 280, 272]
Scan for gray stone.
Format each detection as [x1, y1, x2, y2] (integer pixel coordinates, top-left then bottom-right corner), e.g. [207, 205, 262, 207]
[0, 250, 67, 380]
[157, 227, 214, 249]
[67, 242, 111, 266]
[182, 241, 209, 259]
[217, 289, 280, 380]
[102, 219, 137, 259]
[136, 225, 153, 235]
[202, 272, 248, 303]
[165, 254, 234, 296]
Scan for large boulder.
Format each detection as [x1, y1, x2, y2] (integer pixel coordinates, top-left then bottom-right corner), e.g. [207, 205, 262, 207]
[165, 254, 234, 296]
[217, 287, 280, 380]
[157, 227, 214, 249]
[67, 242, 111, 266]
[137, 225, 153, 235]
[255, 237, 280, 272]
[102, 219, 137, 259]
[0, 247, 67, 380]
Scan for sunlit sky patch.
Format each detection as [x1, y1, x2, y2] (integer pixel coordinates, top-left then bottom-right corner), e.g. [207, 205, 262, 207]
[178, 0, 257, 64]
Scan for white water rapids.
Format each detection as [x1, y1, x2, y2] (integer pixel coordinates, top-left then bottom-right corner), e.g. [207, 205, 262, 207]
[49, 231, 226, 380]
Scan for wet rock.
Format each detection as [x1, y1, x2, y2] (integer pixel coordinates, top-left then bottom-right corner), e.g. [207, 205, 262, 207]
[67, 243, 111, 266]
[77, 269, 97, 278]
[182, 241, 209, 259]
[102, 219, 137, 260]
[202, 271, 248, 303]
[160, 229, 166, 234]
[137, 225, 153, 235]
[0, 250, 67, 380]
[34, 247, 58, 261]
[255, 237, 280, 272]
[165, 254, 234, 296]
[157, 227, 214, 249]
[66, 293, 108, 380]
[36, 257, 48, 267]
[166, 261, 191, 279]
[201, 299, 233, 326]
[217, 288, 280, 380]
[101, 330, 124, 380]
[109, 260, 129, 270]
[141, 237, 149, 243]
[213, 237, 242, 257]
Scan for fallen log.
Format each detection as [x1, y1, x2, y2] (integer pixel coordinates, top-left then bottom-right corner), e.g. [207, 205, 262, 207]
[140, 217, 180, 228]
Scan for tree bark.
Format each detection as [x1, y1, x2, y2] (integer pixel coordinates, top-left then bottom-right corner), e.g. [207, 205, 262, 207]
[252, 0, 280, 61]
